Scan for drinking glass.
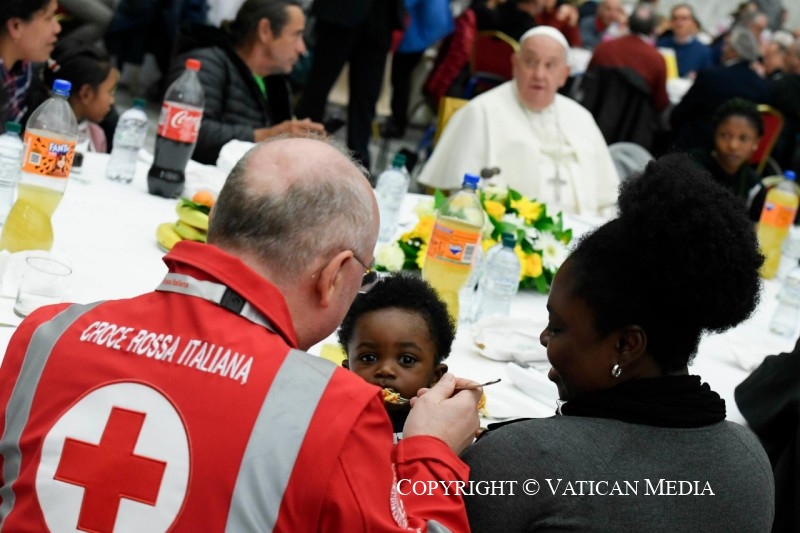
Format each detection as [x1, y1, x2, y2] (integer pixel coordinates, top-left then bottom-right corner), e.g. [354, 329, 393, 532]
[14, 255, 72, 317]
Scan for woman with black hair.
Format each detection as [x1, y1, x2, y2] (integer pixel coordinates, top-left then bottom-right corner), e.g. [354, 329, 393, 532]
[0, 0, 61, 130]
[462, 153, 774, 531]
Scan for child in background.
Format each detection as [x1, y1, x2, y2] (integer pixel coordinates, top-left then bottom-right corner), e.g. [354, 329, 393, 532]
[690, 98, 764, 220]
[43, 42, 117, 153]
[338, 273, 456, 441]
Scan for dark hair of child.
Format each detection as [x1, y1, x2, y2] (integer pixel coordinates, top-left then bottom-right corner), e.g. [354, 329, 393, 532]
[44, 42, 113, 93]
[711, 97, 764, 137]
[337, 273, 456, 364]
[568, 153, 763, 373]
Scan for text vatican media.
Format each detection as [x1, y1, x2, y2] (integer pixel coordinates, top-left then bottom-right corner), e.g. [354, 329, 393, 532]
[396, 479, 715, 497]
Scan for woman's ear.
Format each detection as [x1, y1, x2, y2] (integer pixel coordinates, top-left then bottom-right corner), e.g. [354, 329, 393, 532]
[341, 358, 350, 369]
[6, 18, 22, 41]
[614, 325, 647, 367]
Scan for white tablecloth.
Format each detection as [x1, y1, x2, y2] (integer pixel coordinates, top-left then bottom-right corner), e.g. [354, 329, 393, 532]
[0, 151, 227, 356]
[309, 194, 798, 427]
[0, 157, 795, 428]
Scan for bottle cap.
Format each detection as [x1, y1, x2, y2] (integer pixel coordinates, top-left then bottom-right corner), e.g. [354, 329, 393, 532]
[132, 97, 147, 109]
[4, 122, 21, 134]
[185, 58, 201, 71]
[52, 79, 72, 96]
[501, 231, 516, 247]
[785, 170, 797, 182]
[392, 153, 406, 168]
[463, 173, 480, 189]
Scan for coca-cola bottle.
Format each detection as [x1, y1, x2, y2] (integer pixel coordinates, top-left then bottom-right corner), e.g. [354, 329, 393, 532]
[147, 58, 204, 198]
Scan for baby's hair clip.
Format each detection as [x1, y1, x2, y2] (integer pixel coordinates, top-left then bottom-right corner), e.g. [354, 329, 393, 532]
[47, 58, 60, 73]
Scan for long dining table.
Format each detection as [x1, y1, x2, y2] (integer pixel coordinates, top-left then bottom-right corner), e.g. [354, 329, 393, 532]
[0, 151, 796, 428]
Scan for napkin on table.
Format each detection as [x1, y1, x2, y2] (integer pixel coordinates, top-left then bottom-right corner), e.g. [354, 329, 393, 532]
[505, 362, 559, 407]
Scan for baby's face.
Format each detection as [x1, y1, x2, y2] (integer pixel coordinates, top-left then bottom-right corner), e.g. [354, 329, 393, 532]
[345, 308, 445, 406]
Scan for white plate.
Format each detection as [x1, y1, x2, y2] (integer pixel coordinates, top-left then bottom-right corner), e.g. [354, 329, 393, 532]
[471, 315, 547, 362]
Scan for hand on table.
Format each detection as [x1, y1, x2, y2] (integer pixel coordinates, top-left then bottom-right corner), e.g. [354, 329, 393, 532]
[403, 373, 481, 455]
[254, 118, 325, 142]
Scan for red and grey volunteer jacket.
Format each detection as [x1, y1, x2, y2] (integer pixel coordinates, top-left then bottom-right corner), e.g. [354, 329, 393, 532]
[0, 241, 470, 531]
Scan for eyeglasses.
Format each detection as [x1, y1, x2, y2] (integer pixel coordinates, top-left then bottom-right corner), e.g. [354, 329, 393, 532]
[352, 254, 380, 294]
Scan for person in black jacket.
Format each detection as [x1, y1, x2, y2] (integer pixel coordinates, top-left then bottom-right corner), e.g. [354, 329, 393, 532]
[670, 25, 771, 153]
[167, 0, 323, 165]
[296, 0, 405, 172]
[736, 334, 800, 533]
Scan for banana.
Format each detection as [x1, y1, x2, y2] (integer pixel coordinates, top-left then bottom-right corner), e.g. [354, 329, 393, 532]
[174, 220, 207, 243]
[176, 203, 209, 231]
[156, 222, 182, 251]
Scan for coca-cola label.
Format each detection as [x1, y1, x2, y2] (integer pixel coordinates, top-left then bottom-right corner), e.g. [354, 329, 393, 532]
[157, 102, 203, 143]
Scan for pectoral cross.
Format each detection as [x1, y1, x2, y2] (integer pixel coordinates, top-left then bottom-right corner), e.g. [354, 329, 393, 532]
[547, 169, 567, 203]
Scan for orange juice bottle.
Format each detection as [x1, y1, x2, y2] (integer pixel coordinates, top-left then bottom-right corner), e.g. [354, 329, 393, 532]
[1, 79, 77, 252]
[422, 174, 485, 320]
[757, 170, 799, 279]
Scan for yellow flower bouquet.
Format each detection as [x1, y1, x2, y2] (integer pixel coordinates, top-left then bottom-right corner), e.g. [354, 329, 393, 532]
[375, 185, 573, 293]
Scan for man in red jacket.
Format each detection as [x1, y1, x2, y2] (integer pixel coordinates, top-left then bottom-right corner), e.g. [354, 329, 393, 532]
[0, 136, 481, 531]
[588, 2, 669, 114]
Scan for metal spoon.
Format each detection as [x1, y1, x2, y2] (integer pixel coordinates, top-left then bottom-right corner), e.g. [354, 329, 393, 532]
[383, 378, 502, 405]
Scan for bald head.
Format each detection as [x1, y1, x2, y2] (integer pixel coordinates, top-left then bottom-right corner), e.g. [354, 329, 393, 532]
[246, 137, 367, 193]
[208, 136, 378, 285]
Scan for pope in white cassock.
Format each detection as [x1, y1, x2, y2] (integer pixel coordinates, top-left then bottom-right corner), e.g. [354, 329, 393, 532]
[417, 26, 619, 217]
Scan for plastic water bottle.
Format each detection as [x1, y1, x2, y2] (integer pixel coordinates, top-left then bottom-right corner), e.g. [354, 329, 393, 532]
[70, 124, 89, 182]
[107, 98, 149, 183]
[147, 58, 205, 198]
[375, 153, 410, 242]
[0, 122, 24, 226]
[757, 170, 799, 279]
[777, 225, 800, 282]
[0, 79, 78, 252]
[458, 246, 483, 325]
[769, 264, 800, 337]
[476, 231, 521, 320]
[422, 173, 485, 320]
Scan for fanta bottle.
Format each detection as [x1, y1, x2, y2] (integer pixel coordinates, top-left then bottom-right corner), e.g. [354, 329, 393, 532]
[1, 79, 78, 252]
[757, 170, 799, 279]
[423, 173, 486, 320]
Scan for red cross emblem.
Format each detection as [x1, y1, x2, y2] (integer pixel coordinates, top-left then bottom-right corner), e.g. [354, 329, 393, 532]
[54, 407, 167, 532]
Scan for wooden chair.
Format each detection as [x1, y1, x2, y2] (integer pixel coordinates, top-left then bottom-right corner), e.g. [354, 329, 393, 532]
[433, 96, 469, 145]
[415, 96, 469, 160]
[751, 104, 785, 176]
[463, 31, 520, 98]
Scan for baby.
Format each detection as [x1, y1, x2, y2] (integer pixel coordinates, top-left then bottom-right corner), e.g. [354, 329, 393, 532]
[338, 273, 456, 440]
